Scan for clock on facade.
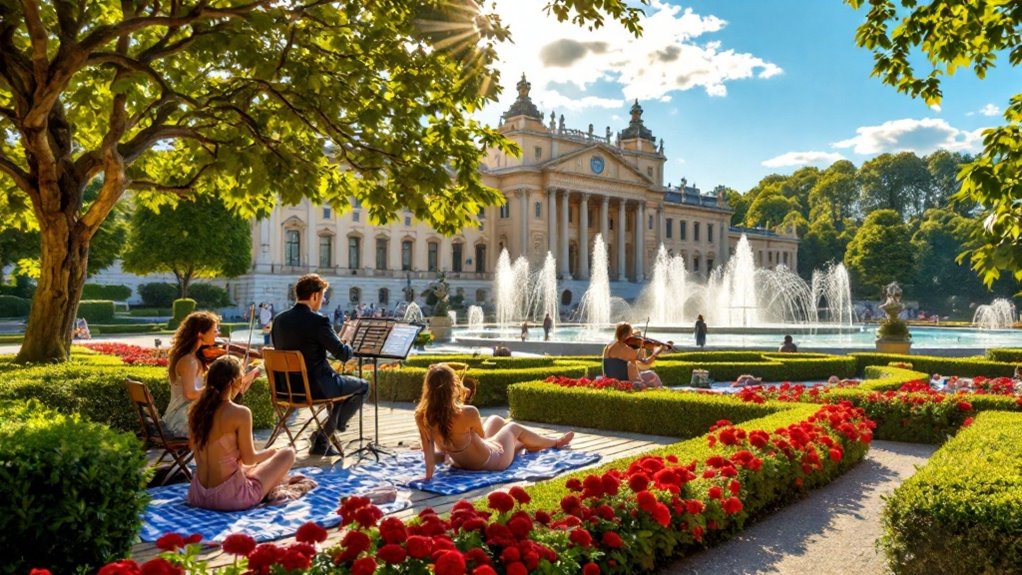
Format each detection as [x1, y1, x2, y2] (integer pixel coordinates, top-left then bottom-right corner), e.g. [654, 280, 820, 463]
[590, 155, 605, 174]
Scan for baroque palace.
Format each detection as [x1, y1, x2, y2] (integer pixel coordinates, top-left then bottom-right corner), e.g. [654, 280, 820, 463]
[100, 76, 798, 314]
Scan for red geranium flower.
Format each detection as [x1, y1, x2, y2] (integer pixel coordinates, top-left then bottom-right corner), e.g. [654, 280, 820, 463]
[505, 562, 528, 575]
[222, 533, 257, 556]
[652, 502, 671, 526]
[435, 550, 467, 575]
[377, 543, 408, 565]
[295, 521, 328, 544]
[247, 544, 283, 573]
[98, 560, 141, 575]
[722, 496, 744, 515]
[280, 548, 313, 572]
[406, 535, 432, 559]
[569, 528, 593, 547]
[601, 531, 624, 548]
[140, 558, 183, 575]
[708, 486, 723, 499]
[473, 566, 498, 575]
[184, 533, 202, 545]
[351, 556, 377, 575]
[583, 562, 601, 575]
[155, 533, 186, 552]
[379, 516, 408, 544]
[29, 570, 53, 575]
[686, 499, 705, 514]
[488, 491, 516, 513]
[508, 485, 531, 504]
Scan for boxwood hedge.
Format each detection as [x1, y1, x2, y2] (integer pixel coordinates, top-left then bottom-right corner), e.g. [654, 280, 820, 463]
[0, 400, 148, 575]
[880, 411, 1022, 574]
[850, 352, 1016, 378]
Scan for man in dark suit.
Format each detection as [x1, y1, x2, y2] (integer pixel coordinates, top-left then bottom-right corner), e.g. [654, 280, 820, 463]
[271, 274, 369, 456]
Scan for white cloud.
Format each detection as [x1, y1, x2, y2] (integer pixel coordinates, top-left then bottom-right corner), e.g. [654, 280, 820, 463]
[975, 103, 1001, 117]
[484, 0, 781, 117]
[833, 118, 984, 155]
[761, 151, 845, 168]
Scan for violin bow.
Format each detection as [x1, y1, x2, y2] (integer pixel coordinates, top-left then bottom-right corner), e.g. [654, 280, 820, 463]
[243, 302, 256, 366]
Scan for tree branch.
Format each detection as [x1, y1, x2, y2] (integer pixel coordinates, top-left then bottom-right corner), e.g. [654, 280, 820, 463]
[125, 163, 214, 194]
[19, 0, 49, 89]
[0, 150, 32, 195]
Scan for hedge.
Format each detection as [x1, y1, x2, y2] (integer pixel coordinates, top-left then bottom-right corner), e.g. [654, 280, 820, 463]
[82, 283, 132, 301]
[88, 323, 165, 335]
[0, 295, 30, 318]
[403, 354, 560, 370]
[0, 400, 148, 575]
[0, 353, 274, 432]
[509, 381, 789, 438]
[987, 348, 1022, 363]
[138, 282, 178, 308]
[653, 352, 855, 387]
[880, 411, 1022, 574]
[78, 299, 115, 322]
[129, 307, 172, 317]
[168, 298, 196, 330]
[850, 352, 1017, 378]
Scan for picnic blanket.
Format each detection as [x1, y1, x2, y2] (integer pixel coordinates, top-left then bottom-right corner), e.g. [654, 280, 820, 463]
[350, 449, 601, 495]
[140, 466, 410, 543]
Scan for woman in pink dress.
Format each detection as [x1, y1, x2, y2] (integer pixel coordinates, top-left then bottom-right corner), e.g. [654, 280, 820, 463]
[187, 356, 296, 511]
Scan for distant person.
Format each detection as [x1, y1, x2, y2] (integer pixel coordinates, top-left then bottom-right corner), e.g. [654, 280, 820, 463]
[542, 313, 553, 341]
[259, 303, 273, 345]
[778, 335, 798, 353]
[694, 315, 707, 348]
[73, 317, 91, 340]
[731, 374, 762, 388]
[520, 322, 529, 342]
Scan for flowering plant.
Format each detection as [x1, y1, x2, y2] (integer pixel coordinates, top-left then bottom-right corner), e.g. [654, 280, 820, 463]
[734, 381, 860, 404]
[83, 343, 168, 367]
[544, 376, 643, 393]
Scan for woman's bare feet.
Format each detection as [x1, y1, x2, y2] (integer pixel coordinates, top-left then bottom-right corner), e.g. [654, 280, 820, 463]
[554, 431, 574, 448]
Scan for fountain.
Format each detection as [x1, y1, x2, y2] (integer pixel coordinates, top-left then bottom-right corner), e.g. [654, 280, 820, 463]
[467, 305, 484, 329]
[812, 262, 854, 325]
[402, 302, 424, 323]
[973, 299, 1017, 329]
[494, 249, 532, 328]
[448, 310, 458, 326]
[532, 252, 559, 328]
[577, 234, 611, 326]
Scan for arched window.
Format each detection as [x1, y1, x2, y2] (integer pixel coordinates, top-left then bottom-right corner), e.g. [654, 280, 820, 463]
[535, 201, 542, 219]
[378, 288, 389, 305]
[375, 237, 389, 270]
[347, 236, 361, 269]
[475, 244, 487, 273]
[561, 289, 573, 306]
[452, 242, 464, 273]
[349, 287, 361, 304]
[285, 229, 301, 266]
[401, 240, 413, 271]
[318, 234, 333, 268]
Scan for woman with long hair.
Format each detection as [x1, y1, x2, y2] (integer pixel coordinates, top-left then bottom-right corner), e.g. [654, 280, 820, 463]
[163, 311, 260, 437]
[414, 364, 573, 481]
[188, 356, 298, 511]
[602, 322, 665, 389]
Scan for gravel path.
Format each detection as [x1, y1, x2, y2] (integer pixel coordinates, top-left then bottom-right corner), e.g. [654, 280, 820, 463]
[662, 440, 936, 575]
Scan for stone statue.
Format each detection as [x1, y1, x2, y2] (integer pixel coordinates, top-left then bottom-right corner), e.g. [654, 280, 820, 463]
[606, 126, 612, 141]
[588, 123, 594, 138]
[880, 282, 904, 321]
[558, 114, 565, 132]
[549, 111, 556, 130]
[876, 281, 911, 348]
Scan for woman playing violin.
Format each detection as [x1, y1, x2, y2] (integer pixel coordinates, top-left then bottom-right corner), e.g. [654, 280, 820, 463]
[163, 312, 261, 437]
[602, 322, 666, 389]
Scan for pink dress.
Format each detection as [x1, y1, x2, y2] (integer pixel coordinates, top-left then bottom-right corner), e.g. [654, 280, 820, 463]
[187, 434, 264, 511]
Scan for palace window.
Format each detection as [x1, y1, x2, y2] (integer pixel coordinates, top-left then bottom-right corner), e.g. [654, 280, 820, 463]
[318, 235, 332, 268]
[352, 211, 360, 223]
[401, 240, 413, 271]
[427, 241, 439, 272]
[349, 287, 361, 304]
[322, 206, 331, 219]
[534, 146, 542, 160]
[535, 202, 542, 219]
[648, 215, 654, 230]
[347, 236, 361, 269]
[666, 218, 673, 239]
[679, 221, 687, 240]
[499, 204, 510, 219]
[285, 230, 301, 266]
[475, 244, 486, 273]
[452, 242, 464, 273]
[708, 223, 714, 243]
[375, 238, 388, 270]
[694, 222, 701, 242]
[378, 288, 389, 305]
[404, 216, 412, 226]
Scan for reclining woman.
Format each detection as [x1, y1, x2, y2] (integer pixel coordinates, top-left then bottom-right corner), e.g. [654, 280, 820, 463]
[602, 322, 666, 389]
[188, 356, 311, 511]
[415, 364, 573, 481]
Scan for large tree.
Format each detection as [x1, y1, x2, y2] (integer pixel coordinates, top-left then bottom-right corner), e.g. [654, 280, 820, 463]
[0, 0, 647, 362]
[847, 0, 1022, 287]
[122, 196, 250, 298]
[808, 159, 858, 224]
[844, 209, 914, 298]
[857, 152, 932, 219]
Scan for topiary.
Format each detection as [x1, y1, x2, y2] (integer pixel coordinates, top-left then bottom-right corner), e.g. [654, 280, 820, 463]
[0, 400, 148, 574]
[187, 282, 233, 310]
[167, 298, 196, 330]
[877, 317, 911, 341]
[77, 299, 116, 322]
[138, 282, 178, 308]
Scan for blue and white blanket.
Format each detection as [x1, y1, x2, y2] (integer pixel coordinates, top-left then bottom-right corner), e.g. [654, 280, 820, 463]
[349, 449, 601, 495]
[140, 466, 410, 543]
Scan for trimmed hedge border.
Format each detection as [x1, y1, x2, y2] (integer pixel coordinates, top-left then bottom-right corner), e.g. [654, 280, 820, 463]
[880, 411, 1022, 574]
[987, 347, 1022, 363]
[850, 352, 1017, 378]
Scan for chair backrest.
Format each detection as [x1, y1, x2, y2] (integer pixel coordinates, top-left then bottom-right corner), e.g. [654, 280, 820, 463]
[262, 348, 316, 406]
[125, 378, 170, 445]
[602, 357, 630, 381]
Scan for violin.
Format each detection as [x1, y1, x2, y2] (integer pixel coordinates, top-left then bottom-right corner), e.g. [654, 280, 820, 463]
[196, 341, 263, 366]
[625, 334, 675, 353]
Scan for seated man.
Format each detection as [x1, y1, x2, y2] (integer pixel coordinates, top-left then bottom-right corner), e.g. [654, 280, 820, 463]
[271, 274, 370, 456]
[778, 335, 797, 353]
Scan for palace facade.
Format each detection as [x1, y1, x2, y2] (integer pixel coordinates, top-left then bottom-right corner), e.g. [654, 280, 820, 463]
[98, 76, 798, 314]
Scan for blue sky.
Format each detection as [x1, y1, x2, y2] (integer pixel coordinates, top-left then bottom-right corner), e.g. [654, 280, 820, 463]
[479, 0, 1017, 193]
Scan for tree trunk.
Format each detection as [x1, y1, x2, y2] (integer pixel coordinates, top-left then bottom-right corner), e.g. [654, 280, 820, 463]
[176, 269, 194, 299]
[16, 224, 89, 363]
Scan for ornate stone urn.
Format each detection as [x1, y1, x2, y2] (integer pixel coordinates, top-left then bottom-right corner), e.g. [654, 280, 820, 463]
[875, 281, 912, 354]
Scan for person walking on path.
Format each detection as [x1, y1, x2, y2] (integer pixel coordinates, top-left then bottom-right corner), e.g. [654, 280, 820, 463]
[694, 314, 708, 348]
[542, 313, 553, 341]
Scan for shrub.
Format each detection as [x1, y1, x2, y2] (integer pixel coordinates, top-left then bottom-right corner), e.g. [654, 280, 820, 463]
[880, 411, 1022, 574]
[87, 323, 164, 335]
[138, 282, 178, 307]
[0, 400, 148, 575]
[987, 348, 1022, 363]
[167, 297, 196, 330]
[82, 283, 132, 301]
[129, 307, 171, 317]
[188, 282, 233, 309]
[0, 276, 35, 299]
[77, 299, 115, 322]
[0, 295, 30, 318]
[851, 352, 1016, 378]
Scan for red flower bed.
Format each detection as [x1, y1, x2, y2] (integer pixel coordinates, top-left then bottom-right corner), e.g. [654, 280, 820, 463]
[734, 380, 860, 404]
[83, 343, 168, 367]
[544, 375, 643, 392]
[84, 403, 872, 575]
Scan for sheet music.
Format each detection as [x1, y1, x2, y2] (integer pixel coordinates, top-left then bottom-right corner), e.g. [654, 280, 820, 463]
[380, 324, 421, 359]
[345, 319, 421, 359]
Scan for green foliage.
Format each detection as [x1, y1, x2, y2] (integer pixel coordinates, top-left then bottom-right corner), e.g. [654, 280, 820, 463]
[82, 283, 132, 301]
[0, 400, 148, 575]
[77, 300, 115, 322]
[123, 197, 252, 297]
[129, 307, 172, 318]
[844, 209, 914, 297]
[880, 411, 1022, 574]
[88, 323, 164, 335]
[850, 352, 1017, 379]
[187, 283, 233, 310]
[744, 189, 796, 229]
[168, 298, 197, 330]
[138, 283, 179, 308]
[876, 317, 910, 341]
[857, 152, 933, 219]
[0, 295, 30, 318]
[0, 276, 35, 299]
[808, 160, 859, 223]
[987, 348, 1022, 363]
[846, 0, 1022, 287]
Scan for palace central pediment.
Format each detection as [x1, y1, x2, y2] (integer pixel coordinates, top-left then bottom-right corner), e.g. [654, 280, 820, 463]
[540, 144, 651, 186]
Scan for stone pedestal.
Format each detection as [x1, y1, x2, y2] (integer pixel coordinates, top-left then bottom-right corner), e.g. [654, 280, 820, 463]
[430, 315, 453, 342]
[876, 340, 911, 354]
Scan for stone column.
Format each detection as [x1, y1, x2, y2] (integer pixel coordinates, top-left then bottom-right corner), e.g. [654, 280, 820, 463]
[634, 202, 645, 280]
[547, 189, 558, 258]
[559, 190, 570, 278]
[257, 217, 271, 268]
[617, 200, 626, 281]
[305, 200, 314, 268]
[600, 195, 610, 243]
[518, 189, 529, 259]
[579, 194, 590, 279]
[655, 205, 664, 250]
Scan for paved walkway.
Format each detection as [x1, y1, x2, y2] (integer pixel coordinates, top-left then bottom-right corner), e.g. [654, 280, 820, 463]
[662, 440, 936, 575]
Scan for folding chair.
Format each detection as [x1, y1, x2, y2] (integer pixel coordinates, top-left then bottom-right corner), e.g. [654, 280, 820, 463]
[125, 378, 193, 486]
[262, 349, 353, 455]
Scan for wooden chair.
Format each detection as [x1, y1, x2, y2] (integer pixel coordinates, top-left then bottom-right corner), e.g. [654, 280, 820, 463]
[262, 349, 353, 455]
[125, 378, 193, 485]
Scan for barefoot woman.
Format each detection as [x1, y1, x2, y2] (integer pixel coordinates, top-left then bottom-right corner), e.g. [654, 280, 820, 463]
[415, 364, 573, 481]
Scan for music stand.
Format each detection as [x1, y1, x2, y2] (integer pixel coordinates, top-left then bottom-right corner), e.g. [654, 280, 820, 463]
[343, 319, 421, 462]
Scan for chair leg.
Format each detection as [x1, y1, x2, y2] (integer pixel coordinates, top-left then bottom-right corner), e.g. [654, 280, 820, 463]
[308, 405, 344, 455]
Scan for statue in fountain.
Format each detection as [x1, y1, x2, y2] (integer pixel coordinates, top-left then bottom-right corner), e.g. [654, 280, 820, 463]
[424, 272, 454, 342]
[876, 281, 911, 354]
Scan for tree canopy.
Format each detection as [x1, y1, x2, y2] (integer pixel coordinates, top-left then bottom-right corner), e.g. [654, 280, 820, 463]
[844, 209, 915, 298]
[0, 0, 648, 362]
[847, 0, 1022, 287]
